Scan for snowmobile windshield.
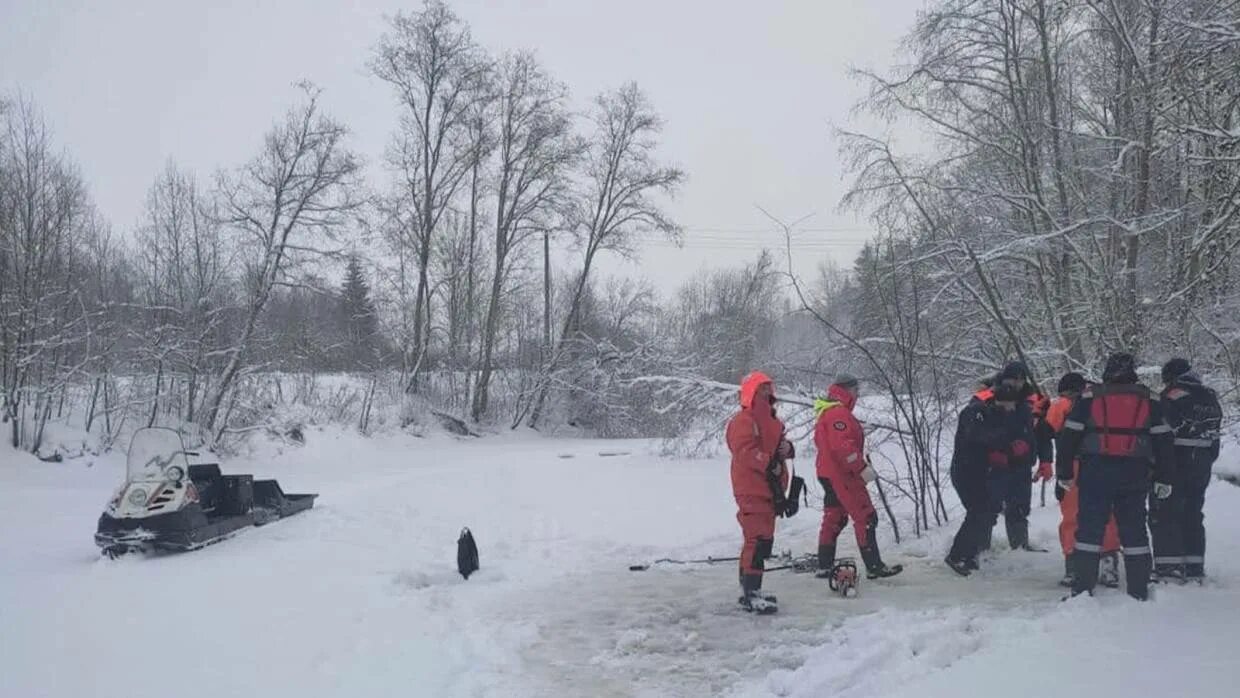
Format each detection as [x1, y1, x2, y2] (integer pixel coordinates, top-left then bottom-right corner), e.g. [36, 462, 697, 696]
[126, 428, 190, 482]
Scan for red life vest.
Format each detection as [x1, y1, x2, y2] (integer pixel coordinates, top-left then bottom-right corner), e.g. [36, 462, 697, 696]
[1078, 384, 1155, 458]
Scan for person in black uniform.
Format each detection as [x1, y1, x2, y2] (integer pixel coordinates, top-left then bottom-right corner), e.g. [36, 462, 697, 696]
[1152, 358, 1223, 582]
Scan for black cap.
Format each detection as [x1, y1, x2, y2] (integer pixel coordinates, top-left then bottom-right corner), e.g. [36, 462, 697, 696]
[998, 361, 1029, 382]
[1161, 358, 1191, 384]
[1057, 372, 1087, 394]
[1102, 353, 1138, 384]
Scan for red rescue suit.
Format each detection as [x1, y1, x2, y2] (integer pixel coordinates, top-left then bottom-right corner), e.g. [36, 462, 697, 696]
[726, 372, 787, 580]
[814, 384, 875, 549]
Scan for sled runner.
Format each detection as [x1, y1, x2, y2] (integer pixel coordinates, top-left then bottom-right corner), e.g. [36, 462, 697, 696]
[95, 428, 317, 557]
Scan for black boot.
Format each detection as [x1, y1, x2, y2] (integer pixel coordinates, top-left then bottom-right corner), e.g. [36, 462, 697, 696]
[1185, 562, 1205, 581]
[945, 556, 972, 577]
[1125, 554, 1151, 601]
[1059, 556, 1075, 588]
[860, 543, 903, 579]
[815, 544, 836, 579]
[1006, 518, 1029, 550]
[1153, 563, 1185, 584]
[1071, 550, 1100, 597]
[738, 573, 777, 614]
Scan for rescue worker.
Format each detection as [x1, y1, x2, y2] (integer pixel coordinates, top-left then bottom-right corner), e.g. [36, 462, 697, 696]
[1151, 358, 1223, 582]
[1046, 372, 1121, 588]
[982, 361, 1049, 551]
[726, 371, 794, 613]
[946, 366, 1037, 575]
[1056, 353, 1175, 600]
[813, 373, 903, 581]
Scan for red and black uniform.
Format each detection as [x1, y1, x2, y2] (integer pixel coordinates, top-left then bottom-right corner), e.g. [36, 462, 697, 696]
[1056, 356, 1174, 600]
[726, 372, 788, 597]
[814, 383, 893, 576]
[1047, 394, 1120, 558]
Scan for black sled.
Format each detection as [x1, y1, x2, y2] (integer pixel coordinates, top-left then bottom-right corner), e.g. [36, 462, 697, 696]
[95, 427, 317, 557]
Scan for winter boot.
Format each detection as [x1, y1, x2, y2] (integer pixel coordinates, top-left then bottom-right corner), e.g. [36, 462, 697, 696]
[1125, 554, 1152, 601]
[1059, 556, 1076, 588]
[965, 556, 980, 571]
[815, 544, 837, 580]
[1185, 562, 1206, 583]
[945, 555, 972, 577]
[738, 574, 777, 614]
[1099, 552, 1120, 589]
[860, 541, 903, 579]
[739, 571, 776, 603]
[1006, 518, 1029, 551]
[1071, 550, 1101, 597]
[1152, 564, 1186, 585]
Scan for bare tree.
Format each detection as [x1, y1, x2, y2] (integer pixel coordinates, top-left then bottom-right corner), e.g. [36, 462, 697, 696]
[371, 0, 490, 392]
[201, 85, 360, 437]
[134, 161, 233, 426]
[525, 82, 684, 428]
[471, 51, 580, 422]
[0, 95, 95, 451]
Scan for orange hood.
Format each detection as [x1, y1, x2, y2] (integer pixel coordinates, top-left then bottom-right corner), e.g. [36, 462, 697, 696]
[739, 371, 774, 409]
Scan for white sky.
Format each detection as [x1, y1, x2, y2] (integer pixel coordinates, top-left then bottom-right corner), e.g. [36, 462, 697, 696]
[0, 0, 925, 293]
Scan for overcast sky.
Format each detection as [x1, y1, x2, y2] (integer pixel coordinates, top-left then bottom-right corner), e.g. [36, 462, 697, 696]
[0, 0, 925, 293]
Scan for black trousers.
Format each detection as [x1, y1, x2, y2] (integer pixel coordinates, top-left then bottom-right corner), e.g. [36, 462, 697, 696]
[1150, 447, 1215, 574]
[948, 463, 990, 561]
[987, 465, 1032, 547]
[1074, 457, 1151, 599]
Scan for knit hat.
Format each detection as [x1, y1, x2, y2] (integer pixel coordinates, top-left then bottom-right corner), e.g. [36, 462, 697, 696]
[1102, 353, 1138, 384]
[998, 360, 1029, 382]
[1161, 358, 1191, 385]
[1056, 372, 1087, 394]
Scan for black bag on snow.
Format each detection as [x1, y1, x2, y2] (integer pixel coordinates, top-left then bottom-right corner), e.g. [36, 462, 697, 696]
[457, 527, 480, 580]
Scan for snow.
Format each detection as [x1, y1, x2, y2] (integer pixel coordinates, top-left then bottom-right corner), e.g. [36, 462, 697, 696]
[3, 426, 1240, 697]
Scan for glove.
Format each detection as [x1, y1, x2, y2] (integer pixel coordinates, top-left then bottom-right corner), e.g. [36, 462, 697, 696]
[987, 450, 1009, 467]
[1033, 461, 1053, 483]
[1153, 482, 1173, 500]
[782, 495, 799, 518]
[785, 475, 805, 518]
[859, 465, 877, 483]
[1010, 440, 1031, 458]
[778, 439, 795, 460]
[773, 490, 789, 517]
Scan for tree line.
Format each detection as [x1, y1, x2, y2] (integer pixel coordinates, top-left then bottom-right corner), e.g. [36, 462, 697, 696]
[0, 1, 746, 452]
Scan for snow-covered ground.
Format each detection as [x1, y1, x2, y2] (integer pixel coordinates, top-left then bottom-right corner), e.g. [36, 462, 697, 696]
[2, 426, 1238, 697]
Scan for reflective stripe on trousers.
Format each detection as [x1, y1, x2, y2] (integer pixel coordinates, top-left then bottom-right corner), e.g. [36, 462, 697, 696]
[1173, 438, 1214, 448]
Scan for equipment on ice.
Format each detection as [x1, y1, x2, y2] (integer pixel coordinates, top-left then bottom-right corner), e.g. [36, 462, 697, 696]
[827, 558, 859, 597]
[457, 527, 479, 579]
[94, 427, 317, 557]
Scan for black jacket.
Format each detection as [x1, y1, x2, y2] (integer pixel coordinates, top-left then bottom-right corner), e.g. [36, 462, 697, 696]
[952, 396, 1037, 475]
[1161, 372, 1223, 461]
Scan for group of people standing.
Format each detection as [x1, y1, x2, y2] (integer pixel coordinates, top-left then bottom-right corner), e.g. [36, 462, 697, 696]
[946, 354, 1222, 601]
[725, 355, 1223, 614]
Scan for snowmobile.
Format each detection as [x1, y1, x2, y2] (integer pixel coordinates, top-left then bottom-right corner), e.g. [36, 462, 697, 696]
[95, 427, 317, 558]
